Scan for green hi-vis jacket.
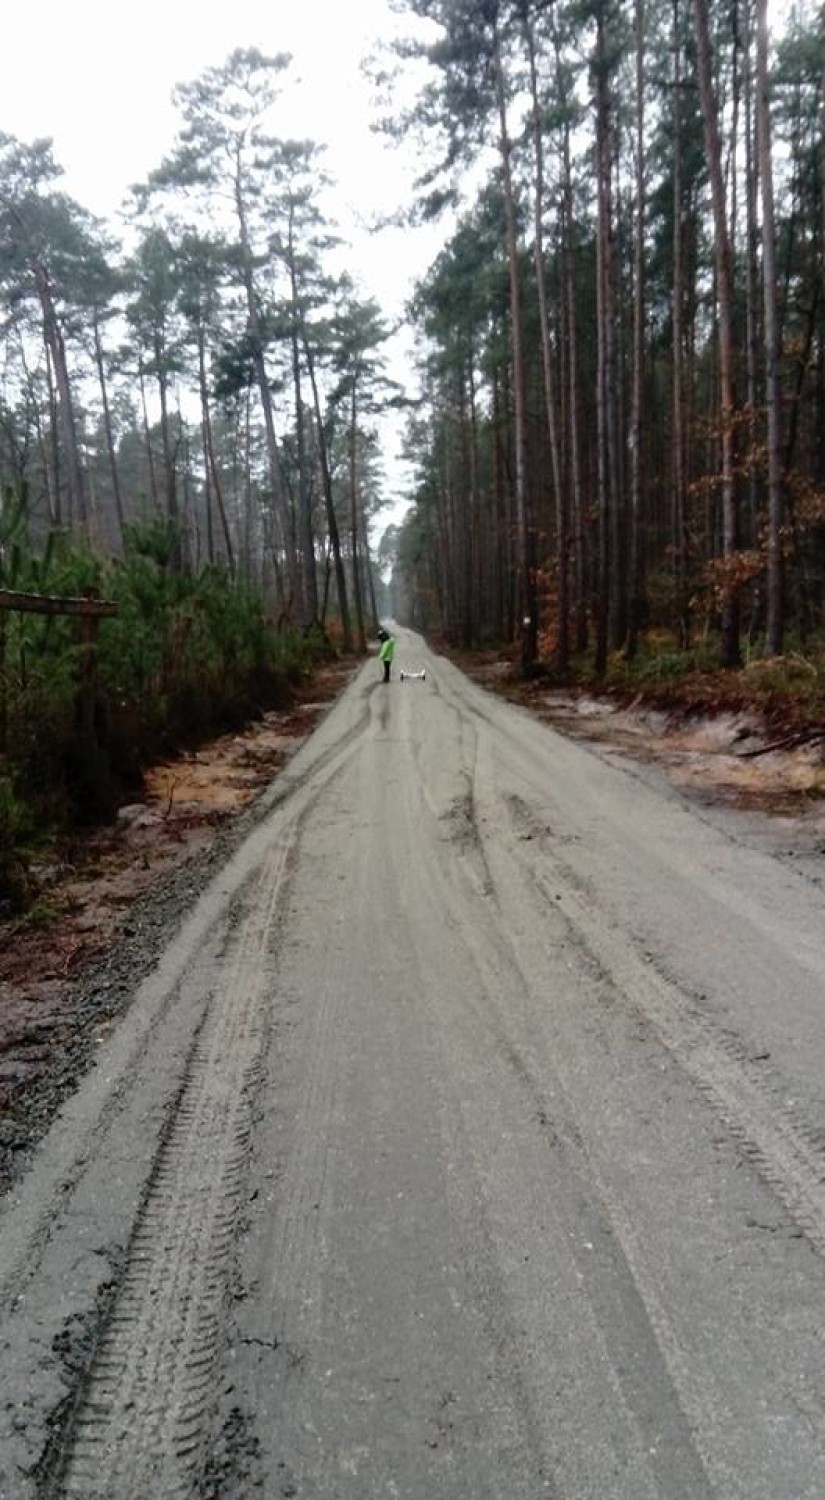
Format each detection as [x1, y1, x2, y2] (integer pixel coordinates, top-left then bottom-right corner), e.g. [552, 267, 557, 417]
[379, 636, 396, 662]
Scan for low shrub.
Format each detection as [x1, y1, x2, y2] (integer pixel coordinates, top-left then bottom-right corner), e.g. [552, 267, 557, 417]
[0, 517, 335, 905]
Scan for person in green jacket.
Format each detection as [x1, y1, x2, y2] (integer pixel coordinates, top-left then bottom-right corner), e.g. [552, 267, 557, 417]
[379, 630, 395, 682]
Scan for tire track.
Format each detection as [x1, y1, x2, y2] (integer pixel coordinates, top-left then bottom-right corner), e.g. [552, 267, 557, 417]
[393, 733, 715, 1498]
[0, 678, 372, 1325]
[49, 818, 301, 1499]
[495, 784, 825, 1258]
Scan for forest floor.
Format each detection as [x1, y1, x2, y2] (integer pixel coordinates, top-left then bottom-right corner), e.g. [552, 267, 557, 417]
[1, 645, 823, 1191]
[451, 646, 825, 821]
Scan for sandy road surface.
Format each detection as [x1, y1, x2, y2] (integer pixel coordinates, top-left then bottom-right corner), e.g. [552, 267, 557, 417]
[1, 630, 825, 1498]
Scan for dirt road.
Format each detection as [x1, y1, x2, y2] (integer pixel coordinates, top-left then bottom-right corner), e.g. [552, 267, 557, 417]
[2, 631, 825, 1498]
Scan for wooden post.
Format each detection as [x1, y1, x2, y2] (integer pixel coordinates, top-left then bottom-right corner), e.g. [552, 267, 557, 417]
[76, 598, 100, 742]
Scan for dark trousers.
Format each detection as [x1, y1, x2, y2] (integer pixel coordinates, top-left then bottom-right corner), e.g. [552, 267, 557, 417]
[383, 660, 391, 682]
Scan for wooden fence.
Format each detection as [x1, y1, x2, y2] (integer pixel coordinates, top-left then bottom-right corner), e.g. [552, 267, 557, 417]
[0, 589, 117, 753]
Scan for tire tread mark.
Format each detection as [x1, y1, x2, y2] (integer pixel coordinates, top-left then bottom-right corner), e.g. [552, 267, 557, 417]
[54, 820, 299, 1499]
[499, 787, 825, 1257]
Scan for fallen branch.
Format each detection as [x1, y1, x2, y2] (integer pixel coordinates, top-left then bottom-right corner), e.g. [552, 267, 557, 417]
[737, 727, 825, 759]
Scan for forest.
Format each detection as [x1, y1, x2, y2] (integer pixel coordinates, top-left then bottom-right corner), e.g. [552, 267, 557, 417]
[1, 0, 824, 903]
[0, 47, 395, 902]
[385, 0, 825, 683]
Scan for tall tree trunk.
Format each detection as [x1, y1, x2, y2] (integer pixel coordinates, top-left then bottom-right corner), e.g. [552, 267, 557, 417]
[33, 260, 85, 531]
[456, 369, 474, 648]
[492, 372, 510, 641]
[492, 20, 536, 671]
[19, 336, 56, 525]
[303, 334, 352, 650]
[243, 388, 254, 586]
[756, 0, 783, 654]
[234, 149, 288, 612]
[627, 0, 646, 658]
[603, 36, 625, 651]
[694, 0, 742, 665]
[154, 329, 182, 570]
[198, 324, 234, 573]
[468, 360, 483, 638]
[594, 8, 612, 676]
[524, 8, 567, 672]
[349, 378, 366, 653]
[744, 0, 762, 638]
[288, 214, 317, 628]
[548, 11, 587, 654]
[202, 413, 215, 568]
[672, 0, 690, 643]
[92, 309, 125, 545]
[362, 518, 379, 633]
[819, 64, 825, 487]
[138, 361, 159, 512]
[564, 159, 587, 654]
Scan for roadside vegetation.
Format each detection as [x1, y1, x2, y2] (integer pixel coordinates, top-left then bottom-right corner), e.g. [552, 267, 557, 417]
[380, 2, 825, 702]
[446, 622, 825, 763]
[589, 634, 825, 728]
[0, 507, 331, 911]
[0, 51, 398, 912]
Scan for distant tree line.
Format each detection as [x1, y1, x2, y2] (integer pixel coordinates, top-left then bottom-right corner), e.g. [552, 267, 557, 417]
[0, 48, 397, 654]
[384, 0, 825, 673]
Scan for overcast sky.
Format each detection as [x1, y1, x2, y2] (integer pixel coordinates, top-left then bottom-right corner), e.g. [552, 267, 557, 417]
[2, 0, 448, 524]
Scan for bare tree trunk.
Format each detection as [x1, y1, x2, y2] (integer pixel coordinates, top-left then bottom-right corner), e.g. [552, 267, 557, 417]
[744, 0, 762, 636]
[138, 361, 159, 512]
[493, 20, 536, 671]
[19, 336, 56, 525]
[524, 9, 567, 672]
[44, 344, 63, 527]
[627, 0, 646, 659]
[303, 335, 352, 650]
[672, 0, 689, 644]
[492, 373, 510, 641]
[548, 13, 587, 656]
[242, 388, 254, 586]
[202, 416, 214, 569]
[603, 41, 625, 652]
[362, 518, 379, 634]
[694, 0, 742, 665]
[594, 8, 612, 676]
[180, 415, 194, 569]
[33, 260, 85, 531]
[288, 211, 316, 627]
[819, 65, 825, 486]
[565, 180, 587, 656]
[199, 338, 215, 567]
[756, 0, 783, 654]
[234, 148, 288, 612]
[197, 326, 234, 573]
[349, 378, 366, 653]
[92, 310, 125, 545]
[468, 361, 484, 637]
[154, 330, 181, 570]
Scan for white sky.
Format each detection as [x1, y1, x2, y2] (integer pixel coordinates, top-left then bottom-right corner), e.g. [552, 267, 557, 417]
[2, 0, 449, 527]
